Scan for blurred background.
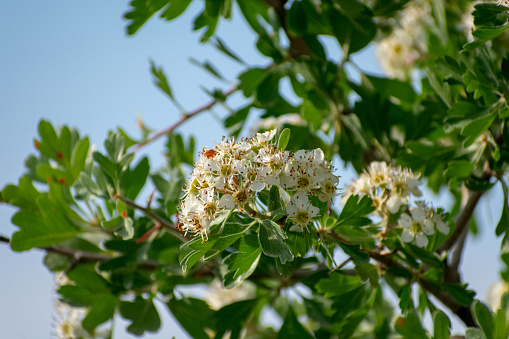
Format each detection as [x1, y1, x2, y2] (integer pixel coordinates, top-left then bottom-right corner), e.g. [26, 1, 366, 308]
[0, 1, 503, 338]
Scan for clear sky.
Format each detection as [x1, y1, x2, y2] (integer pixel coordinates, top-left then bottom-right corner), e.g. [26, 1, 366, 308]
[0, 1, 504, 338]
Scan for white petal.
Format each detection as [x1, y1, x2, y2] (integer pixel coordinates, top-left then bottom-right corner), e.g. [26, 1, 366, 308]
[217, 194, 235, 209]
[204, 159, 219, 172]
[398, 213, 412, 228]
[386, 195, 402, 213]
[415, 234, 428, 247]
[436, 219, 449, 234]
[401, 229, 414, 242]
[422, 219, 435, 235]
[250, 181, 265, 192]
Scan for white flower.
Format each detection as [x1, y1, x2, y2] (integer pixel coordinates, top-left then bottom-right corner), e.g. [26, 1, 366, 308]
[287, 191, 320, 232]
[179, 130, 338, 238]
[398, 201, 448, 247]
[342, 161, 422, 215]
[254, 129, 277, 145]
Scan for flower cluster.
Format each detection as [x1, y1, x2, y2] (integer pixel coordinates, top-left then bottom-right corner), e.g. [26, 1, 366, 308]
[376, 0, 432, 80]
[398, 201, 449, 247]
[178, 130, 339, 239]
[342, 161, 422, 214]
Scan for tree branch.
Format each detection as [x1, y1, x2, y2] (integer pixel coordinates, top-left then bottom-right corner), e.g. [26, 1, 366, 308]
[116, 195, 187, 242]
[131, 85, 237, 152]
[437, 190, 483, 254]
[324, 230, 477, 327]
[0, 236, 159, 270]
[263, 0, 312, 58]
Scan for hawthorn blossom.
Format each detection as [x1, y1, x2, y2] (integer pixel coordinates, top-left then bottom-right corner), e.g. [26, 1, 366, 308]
[398, 201, 449, 247]
[342, 161, 422, 214]
[376, 0, 432, 80]
[178, 129, 339, 238]
[286, 191, 320, 232]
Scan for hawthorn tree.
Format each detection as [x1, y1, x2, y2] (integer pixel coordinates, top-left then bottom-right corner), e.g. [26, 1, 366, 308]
[2, 0, 509, 338]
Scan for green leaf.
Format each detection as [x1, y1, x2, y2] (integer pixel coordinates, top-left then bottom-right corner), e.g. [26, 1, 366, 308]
[394, 310, 428, 339]
[287, 1, 307, 35]
[167, 298, 215, 339]
[497, 181, 509, 237]
[215, 299, 258, 339]
[67, 265, 110, 293]
[444, 283, 476, 307]
[445, 160, 475, 180]
[70, 137, 90, 178]
[258, 219, 294, 264]
[333, 195, 374, 228]
[331, 283, 373, 322]
[58, 285, 94, 307]
[36, 163, 74, 185]
[329, 0, 376, 54]
[179, 212, 233, 271]
[124, 0, 170, 35]
[238, 68, 266, 98]
[301, 99, 323, 130]
[150, 60, 176, 102]
[338, 242, 369, 263]
[119, 298, 161, 336]
[82, 294, 117, 332]
[425, 68, 452, 108]
[365, 75, 417, 104]
[10, 196, 78, 251]
[461, 112, 497, 147]
[473, 300, 494, 339]
[316, 272, 361, 298]
[278, 306, 313, 339]
[1, 176, 40, 210]
[278, 128, 291, 151]
[433, 310, 451, 339]
[466, 328, 488, 339]
[463, 71, 497, 100]
[223, 234, 262, 288]
[159, 0, 193, 21]
[267, 185, 284, 213]
[120, 157, 149, 200]
[212, 37, 245, 64]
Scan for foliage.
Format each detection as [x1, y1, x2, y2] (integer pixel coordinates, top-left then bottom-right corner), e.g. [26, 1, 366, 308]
[3, 0, 509, 337]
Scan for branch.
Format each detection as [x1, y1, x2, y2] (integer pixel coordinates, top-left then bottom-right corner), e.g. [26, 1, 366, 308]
[263, 0, 312, 58]
[0, 236, 159, 270]
[437, 189, 483, 253]
[117, 195, 187, 242]
[132, 85, 237, 152]
[324, 230, 477, 327]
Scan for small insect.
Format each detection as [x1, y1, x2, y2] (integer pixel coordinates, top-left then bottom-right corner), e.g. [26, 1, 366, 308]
[203, 149, 217, 158]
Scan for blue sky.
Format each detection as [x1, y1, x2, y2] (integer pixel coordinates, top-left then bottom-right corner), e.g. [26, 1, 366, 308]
[0, 1, 504, 338]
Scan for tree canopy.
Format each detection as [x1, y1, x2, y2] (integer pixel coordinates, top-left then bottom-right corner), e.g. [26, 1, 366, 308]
[3, 0, 509, 338]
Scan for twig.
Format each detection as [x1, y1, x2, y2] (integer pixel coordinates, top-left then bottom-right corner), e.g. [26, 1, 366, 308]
[116, 195, 187, 242]
[324, 229, 477, 327]
[131, 85, 237, 152]
[437, 190, 483, 253]
[0, 236, 159, 270]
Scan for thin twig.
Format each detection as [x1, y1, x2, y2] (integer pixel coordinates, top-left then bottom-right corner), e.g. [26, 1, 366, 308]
[131, 85, 237, 152]
[116, 195, 187, 242]
[437, 190, 483, 253]
[0, 236, 159, 270]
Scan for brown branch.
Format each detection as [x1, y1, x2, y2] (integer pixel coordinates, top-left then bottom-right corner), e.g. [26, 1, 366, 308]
[437, 190, 483, 254]
[131, 85, 237, 152]
[117, 195, 187, 242]
[324, 229, 477, 327]
[0, 236, 159, 270]
[263, 0, 312, 58]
